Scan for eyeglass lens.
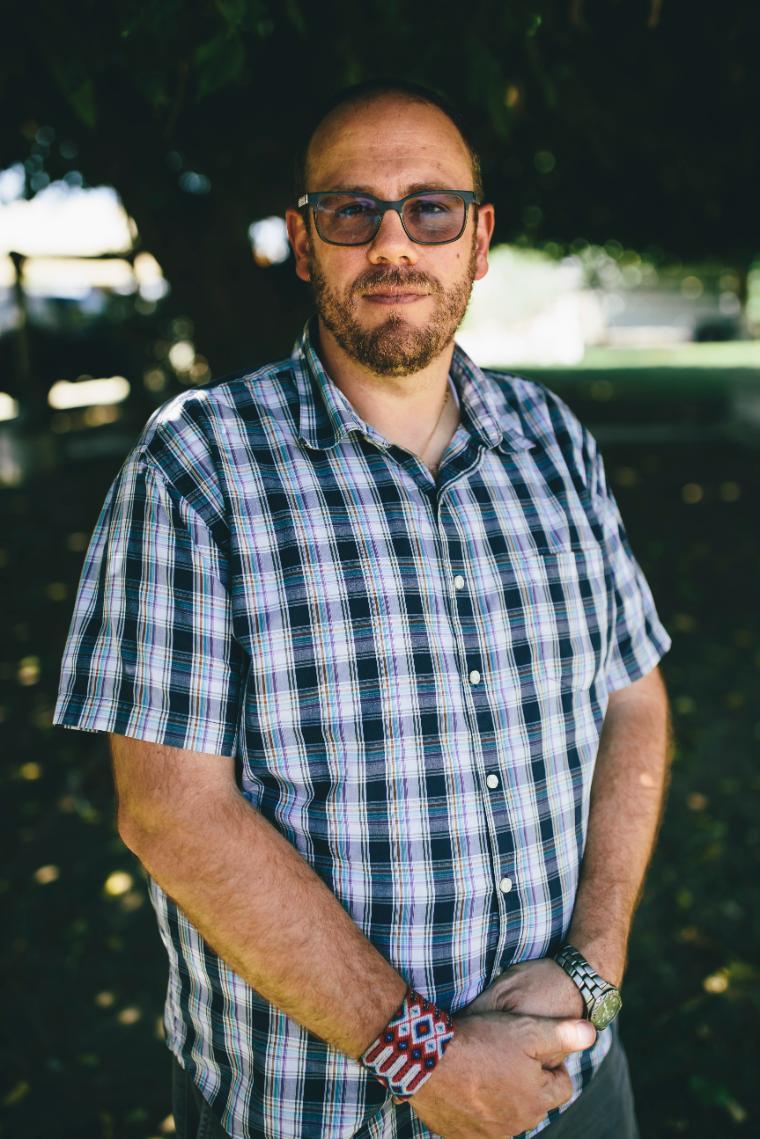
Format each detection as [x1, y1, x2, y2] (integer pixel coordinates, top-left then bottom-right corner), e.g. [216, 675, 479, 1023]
[314, 192, 467, 245]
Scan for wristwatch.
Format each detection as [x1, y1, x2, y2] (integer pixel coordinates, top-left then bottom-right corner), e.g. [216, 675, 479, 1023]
[554, 944, 622, 1030]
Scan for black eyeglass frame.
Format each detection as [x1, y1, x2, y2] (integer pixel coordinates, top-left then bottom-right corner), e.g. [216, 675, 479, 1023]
[296, 189, 481, 246]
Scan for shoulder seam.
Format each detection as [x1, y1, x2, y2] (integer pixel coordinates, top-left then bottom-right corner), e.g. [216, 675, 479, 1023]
[138, 450, 224, 543]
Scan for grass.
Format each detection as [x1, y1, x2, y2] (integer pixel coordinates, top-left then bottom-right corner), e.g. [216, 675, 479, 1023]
[567, 341, 760, 372]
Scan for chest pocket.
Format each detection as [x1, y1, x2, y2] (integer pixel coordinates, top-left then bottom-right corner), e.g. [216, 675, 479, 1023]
[492, 539, 609, 694]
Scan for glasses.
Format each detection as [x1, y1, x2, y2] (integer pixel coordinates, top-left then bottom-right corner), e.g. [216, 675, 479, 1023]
[297, 189, 480, 246]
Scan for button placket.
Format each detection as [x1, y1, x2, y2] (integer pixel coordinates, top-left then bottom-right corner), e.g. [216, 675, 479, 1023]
[436, 470, 518, 947]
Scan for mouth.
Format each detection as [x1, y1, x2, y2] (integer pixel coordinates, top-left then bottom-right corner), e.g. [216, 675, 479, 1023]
[361, 291, 428, 305]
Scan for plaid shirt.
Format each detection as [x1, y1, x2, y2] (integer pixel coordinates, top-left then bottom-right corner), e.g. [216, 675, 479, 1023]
[54, 318, 671, 1138]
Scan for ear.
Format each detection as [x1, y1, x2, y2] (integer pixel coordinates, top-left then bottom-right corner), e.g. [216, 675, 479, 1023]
[285, 207, 312, 282]
[473, 202, 495, 282]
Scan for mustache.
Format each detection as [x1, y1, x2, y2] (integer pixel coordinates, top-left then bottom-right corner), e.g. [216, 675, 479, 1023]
[351, 267, 442, 296]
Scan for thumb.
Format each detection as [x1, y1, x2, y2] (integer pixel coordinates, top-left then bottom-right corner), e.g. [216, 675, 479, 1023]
[530, 1017, 597, 1060]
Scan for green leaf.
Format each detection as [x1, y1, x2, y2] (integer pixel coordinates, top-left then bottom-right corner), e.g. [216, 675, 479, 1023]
[193, 33, 247, 99]
[214, 0, 249, 30]
[284, 0, 307, 38]
[68, 79, 97, 130]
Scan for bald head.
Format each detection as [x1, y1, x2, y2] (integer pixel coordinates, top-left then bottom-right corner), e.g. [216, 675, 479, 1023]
[295, 80, 483, 201]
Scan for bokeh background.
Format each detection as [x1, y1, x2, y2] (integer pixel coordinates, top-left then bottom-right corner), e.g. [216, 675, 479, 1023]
[2, 2, 759, 1136]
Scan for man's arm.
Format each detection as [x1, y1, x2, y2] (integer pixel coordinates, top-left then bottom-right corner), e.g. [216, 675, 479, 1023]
[464, 664, 673, 1017]
[110, 732, 595, 1138]
[567, 664, 673, 985]
[109, 732, 407, 1059]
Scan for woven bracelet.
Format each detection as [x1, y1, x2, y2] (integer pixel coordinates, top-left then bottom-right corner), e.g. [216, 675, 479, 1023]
[360, 987, 456, 1100]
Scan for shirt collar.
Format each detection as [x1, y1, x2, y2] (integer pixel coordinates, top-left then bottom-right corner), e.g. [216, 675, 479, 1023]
[292, 316, 534, 455]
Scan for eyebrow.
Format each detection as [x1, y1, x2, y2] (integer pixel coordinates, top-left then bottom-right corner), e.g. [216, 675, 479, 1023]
[316, 182, 470, 196]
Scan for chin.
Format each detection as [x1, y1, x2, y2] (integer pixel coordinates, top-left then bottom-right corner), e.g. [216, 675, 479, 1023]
[368, 312, 424, 338]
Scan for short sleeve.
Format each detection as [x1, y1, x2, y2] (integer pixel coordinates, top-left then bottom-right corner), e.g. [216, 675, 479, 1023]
[53, 453, 243, 755]
[590, 443, 672, 695]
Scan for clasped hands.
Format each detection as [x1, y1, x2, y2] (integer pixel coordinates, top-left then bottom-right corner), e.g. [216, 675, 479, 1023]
[404, 959, 593, 1139]
[462, 956, 586, 1021]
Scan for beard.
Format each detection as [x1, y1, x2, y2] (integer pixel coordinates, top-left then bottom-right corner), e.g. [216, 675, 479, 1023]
[307, 234, 478, 376]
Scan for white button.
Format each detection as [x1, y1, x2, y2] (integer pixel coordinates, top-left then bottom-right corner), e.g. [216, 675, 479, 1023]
[486, 773, 500, 790]
[499, 877, 513, 894]
[469, 669, 481, 685]
[453, 574, 465, 590]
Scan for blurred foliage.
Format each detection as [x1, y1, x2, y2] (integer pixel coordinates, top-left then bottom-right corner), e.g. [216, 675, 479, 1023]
[2, 373, 760, 1135]
[3, 0, 760, 370]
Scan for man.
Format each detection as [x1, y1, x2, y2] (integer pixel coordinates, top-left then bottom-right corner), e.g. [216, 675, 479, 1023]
[54, 80, 672, 1139]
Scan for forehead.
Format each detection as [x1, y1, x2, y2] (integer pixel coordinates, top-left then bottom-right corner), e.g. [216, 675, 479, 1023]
[306, 96, 474, 193]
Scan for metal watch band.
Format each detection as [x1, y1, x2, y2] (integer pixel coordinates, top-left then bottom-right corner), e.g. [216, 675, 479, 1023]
[554, 944, 617, 1011]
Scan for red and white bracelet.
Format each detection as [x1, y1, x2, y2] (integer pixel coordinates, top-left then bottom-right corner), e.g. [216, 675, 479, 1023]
[360, 987, 456, 1100]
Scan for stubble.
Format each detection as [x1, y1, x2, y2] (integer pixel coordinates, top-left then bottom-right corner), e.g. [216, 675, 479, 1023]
[307, 234, 478, 377]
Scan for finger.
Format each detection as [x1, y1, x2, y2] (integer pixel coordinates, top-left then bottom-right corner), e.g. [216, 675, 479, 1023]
[541, 1064, 574, 1111]
[461, 993, 488, 1015]
[528, 1016, 597, 1060]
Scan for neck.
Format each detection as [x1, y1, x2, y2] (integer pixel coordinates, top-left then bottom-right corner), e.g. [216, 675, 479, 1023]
[314, 318, 459, 459]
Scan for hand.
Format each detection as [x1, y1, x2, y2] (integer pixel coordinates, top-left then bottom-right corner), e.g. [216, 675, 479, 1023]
[462, 958, 586, 1021]
[408, 1010, 596, 1138]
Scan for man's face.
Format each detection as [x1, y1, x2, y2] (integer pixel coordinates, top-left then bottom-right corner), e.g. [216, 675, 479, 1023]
[286, 96, 495, 377]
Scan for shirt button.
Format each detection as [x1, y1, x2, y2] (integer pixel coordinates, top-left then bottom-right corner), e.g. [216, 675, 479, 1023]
[469, 669, 481, 685]
[453, 574, 465, 590]
[486, 773, 500, 790]
[499, 877, 513, 894]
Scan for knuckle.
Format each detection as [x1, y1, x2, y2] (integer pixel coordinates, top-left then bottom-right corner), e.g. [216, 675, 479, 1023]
[515, 1014, 537, 1044]
[552, 1072, 573, 1107]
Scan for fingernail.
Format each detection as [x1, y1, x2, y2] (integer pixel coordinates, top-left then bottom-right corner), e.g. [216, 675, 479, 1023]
[576, 1021, 597, 1048]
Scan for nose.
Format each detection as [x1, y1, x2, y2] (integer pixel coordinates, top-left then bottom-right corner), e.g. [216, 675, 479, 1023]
[367, 206, 419, 266]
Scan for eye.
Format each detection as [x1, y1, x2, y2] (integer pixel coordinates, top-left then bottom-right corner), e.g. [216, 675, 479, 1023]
[320, 195, 377, 219]
[407, 194, 456, 217]
[338, 202, 374, 218]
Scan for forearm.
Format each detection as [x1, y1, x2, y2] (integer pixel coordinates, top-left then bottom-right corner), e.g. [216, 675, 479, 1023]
[568, 668, 673, 985]
[116, 753, 406, 1060]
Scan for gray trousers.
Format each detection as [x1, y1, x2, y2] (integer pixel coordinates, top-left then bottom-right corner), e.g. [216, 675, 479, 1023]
[170, 1033, 639, 1138]
[539, 1034, 640, 1138]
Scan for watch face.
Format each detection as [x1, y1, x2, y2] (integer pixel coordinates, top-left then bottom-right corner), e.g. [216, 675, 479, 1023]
[591, 990, 622, 1029]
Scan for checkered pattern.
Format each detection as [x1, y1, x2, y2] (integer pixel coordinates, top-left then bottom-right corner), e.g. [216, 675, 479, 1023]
[54, 317, 671, 1138]
[361, 989, 455, 1099]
